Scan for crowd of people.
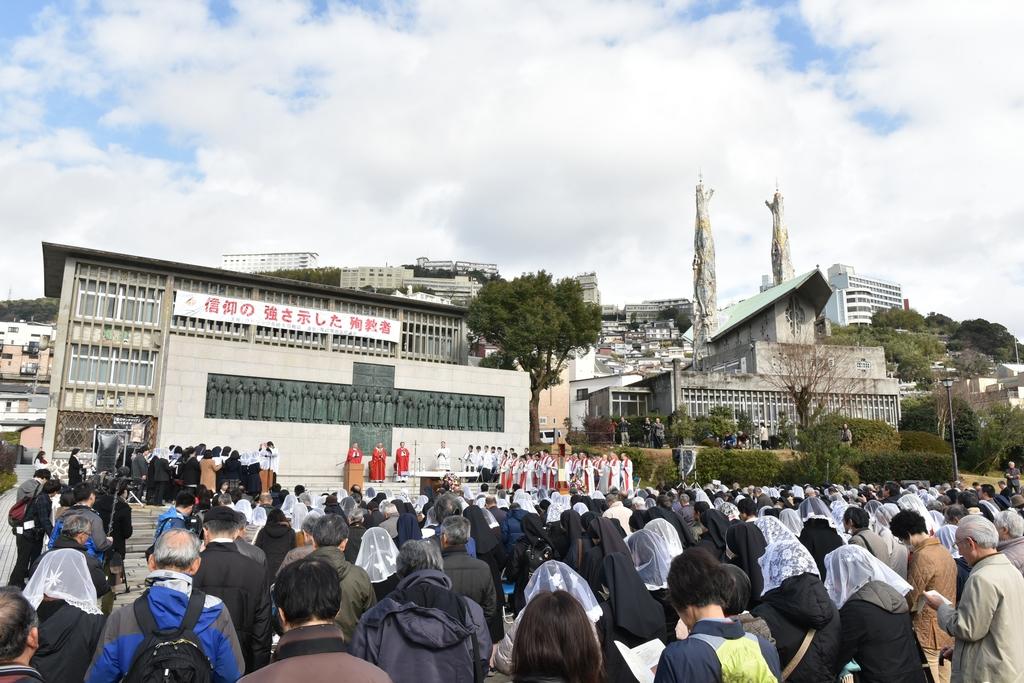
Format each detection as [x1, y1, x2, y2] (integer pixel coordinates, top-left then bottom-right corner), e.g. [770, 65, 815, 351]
[5, 447, 1024, 683]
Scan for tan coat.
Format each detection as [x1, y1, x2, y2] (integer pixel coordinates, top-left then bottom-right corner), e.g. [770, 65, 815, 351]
[937, 552, 1024, 683]
[200, 458, 221, 491]
[906, 537, 956, 650]
[602, 501, 633, 537]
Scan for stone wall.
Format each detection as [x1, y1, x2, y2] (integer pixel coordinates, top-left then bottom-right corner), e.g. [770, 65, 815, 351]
[159, 336, 530, 487]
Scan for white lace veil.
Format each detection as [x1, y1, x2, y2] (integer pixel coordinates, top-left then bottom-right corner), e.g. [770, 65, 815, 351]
[824, 544, 912, 609]
[625, 529, 671, 590]
[281, 494, 297, 518]
[798, 497, 837, 528]
[251, 506, 267, 527]
[779, 508, 803, 536]
[758, 539, 820, 596]
[643, 518, 684, 558]
[356, 527, 399, 583]
[936, 524, 960, 558]
[754, 516, 798, 545]
[694, 489, 712, 506]
[524, 560, 602, 622]
[23, 548, 101, 615]
[546, 499, 567, 524]
[572, 502, 590, 516]
[897, 494, 939, 534]
[290, 504, 308, 532]
[513, 490, 537, 514]
[234, 499, 253, 523]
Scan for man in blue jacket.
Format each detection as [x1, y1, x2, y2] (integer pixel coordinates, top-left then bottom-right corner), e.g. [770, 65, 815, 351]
[86, 529, 244, 683]
[654, 548, 781, 683]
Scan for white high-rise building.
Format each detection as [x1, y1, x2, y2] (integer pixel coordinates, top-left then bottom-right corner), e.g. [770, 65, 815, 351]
[824, 263, 904, 326]
[222, 252, 319, 274]
[574, 272, 601, 305]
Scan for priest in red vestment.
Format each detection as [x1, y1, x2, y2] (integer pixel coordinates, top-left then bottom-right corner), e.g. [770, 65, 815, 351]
[394, 441, 410, 482]
[346, 442, 363, 463]
[369, 442, 387, 482]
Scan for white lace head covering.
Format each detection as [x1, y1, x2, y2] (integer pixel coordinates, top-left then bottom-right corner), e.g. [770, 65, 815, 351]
[798, 497, 837, 529]
[874, 503, 900, 530]
[824, 544, 912, 609]
[936, 524, 960, 558]
[341, 497, 357, 518]
[625, 529, 671, 590]
[290, 503, 308, 532]
[524, 560, 602, 621]
[591, 491, 605, 501]
[929, 510, 945, 530]
[22, 548, 101, 615]
[462, 484, 476, 501]
[281, 494, 297, 517]
[513, 490, 537, 514]
[694, 489, 712, 506]
[251, 506, 267, 527]
[779, 508, 803, 536]
[234, 499, 253, 523]
[754, 516, 798, 545]
[643, 518, 684, 558]
[758, 539, 820, 596]
[355, 527, 399, 583]
[757, 506, 774, 518]
[720, 502, 740, 521]
[546, 499, 568, 524]
[898, 494, 938, 534]
[830, 500, 849, 529]
[314, 495, 326, 512]
[413, 495, 429, 513]
[573, 502, 590, 516]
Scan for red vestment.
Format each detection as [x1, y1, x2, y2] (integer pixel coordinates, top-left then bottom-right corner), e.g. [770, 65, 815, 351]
[395, 447, 410, 474]
[347, 448, 363, 464]
[369, 447, 387, 481]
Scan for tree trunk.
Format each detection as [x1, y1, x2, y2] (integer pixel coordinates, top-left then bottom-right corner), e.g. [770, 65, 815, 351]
[529, 387, 542, 446]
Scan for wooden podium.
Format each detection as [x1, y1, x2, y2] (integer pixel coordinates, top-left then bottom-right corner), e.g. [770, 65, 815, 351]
[344, 462, 364, 492]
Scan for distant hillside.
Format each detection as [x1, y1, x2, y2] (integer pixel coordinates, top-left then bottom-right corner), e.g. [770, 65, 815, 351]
[0, 298, 58, 323]
[262, 267, 342, 286]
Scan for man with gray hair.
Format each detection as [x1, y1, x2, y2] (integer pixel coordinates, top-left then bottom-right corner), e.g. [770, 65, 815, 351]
[925, 515, 1024, 682]
[440, 516, 497, 631]
[350, 539, 491, 683]
[86, 529, 244, 682]
[308, 514, 375, 641]
[379, 502, 400, 541]
[994, 509, 1024, 577]
[0, 588, 42, 681]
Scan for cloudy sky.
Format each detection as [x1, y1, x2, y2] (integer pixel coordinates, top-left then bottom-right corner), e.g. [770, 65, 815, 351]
[1, 0, 1021, 336]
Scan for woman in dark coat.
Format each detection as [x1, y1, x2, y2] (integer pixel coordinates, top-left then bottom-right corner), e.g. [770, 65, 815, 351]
[255, 508, 296, 580]
[560, 509, 591, 570]
[179, 448, 201, 489]
[465, 505, 507, 643]
[67, 448, 85, 486]
[598, 552, 667, 683]
[824, 545, 927, 683]
[752, 539, 842, 683]
[696, 508, 730, 562]
[797, 497, 844, 580]
[23, 549, 107, 683]
[220, 450, 242, 489]
[726, 521, 768, 609]
[506, 513, 554, 615]
[396, 512, 422, 547]
[580, 517, 630, 596]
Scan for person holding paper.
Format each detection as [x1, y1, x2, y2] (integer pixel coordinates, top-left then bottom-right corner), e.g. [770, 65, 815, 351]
[653, 549, 780, 682]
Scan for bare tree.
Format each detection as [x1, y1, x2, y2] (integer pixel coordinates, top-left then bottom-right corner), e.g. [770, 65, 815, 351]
[762, 341, 864, 428]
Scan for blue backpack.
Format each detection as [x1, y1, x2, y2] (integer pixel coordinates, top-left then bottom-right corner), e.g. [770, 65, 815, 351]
[48, 514, 106, 564]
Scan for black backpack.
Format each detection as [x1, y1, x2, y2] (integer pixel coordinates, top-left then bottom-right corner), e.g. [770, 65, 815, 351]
[524, 541, 554, 574]
[125, 588, 212, 683]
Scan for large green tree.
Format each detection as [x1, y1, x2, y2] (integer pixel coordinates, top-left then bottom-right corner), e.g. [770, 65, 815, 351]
[467, 272, 601, 444]
[0, 298, 58, 323]
[968, 404, 1024, 472]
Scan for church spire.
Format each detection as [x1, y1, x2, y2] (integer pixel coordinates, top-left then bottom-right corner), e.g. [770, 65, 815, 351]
[692, 178, 717, 370]
[766, 187, 794, 286]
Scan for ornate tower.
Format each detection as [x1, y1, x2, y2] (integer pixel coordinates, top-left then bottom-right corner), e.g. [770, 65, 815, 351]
[692, 178, 717, 369]
[766, 188, 794, 286]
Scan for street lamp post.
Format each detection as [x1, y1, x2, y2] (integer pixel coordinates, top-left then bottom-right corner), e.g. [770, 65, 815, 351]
[941, 378, 959, 485]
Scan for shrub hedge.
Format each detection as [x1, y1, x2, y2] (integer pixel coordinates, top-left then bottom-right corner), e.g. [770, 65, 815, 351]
[811, 415, 900, 454]
[691, 448, 782, 486]
[854, 451, 953, 485]
[898, 431, 950, 454]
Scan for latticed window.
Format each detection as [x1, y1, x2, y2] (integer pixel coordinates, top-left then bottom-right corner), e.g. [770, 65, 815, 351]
[67, 344, 156, 388]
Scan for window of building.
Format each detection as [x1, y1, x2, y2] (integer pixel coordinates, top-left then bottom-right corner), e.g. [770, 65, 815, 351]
[1, 353, 12, 360]
[611, 392, 649, 417]
[576, 388, 589, 401]
[539, 416, 548, 425]
[67, 344, 156, 388]
[7, 326, 17, 333]
[76, 280, 163, 324]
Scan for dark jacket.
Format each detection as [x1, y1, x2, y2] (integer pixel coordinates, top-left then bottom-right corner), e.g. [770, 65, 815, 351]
[221, 457, 242, 483]
[348, 570, 491, 683]
[180, 456, 202, 487]
[500, 508, 528, 553]
[93, 494, 133, 558]
[236, 623, 392, 683]
[0, 665, 44, 682]
[798, 519, 844, 580]
[653, 618, 781, 683]
[25, 493, 55, 542]
[255, 523, 296, 580]
[68, 454, 84, 486]
[193, 540, 273, 673]
[152, 457, 171, 483]
[130, 453, 149, 479]
[442, 544, 497, 622]
[836, 581, 927, 683]
[753, 573, 842, 683]
[31, 600, 106, 683]
[308, 545, 376, 641]
[344, 525, 368, 564]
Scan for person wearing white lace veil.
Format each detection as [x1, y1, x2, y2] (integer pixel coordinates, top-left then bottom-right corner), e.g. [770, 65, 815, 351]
[754, 515, 798, 545]
[355, 527, 399, 583]
[313, 495, 326, 512]
[719, 502, 740, 522]
[290, 503, 308, 533]
[625, 529, 671, 590]
[694, 489, 712, 506]
[645, 497, 657, 510]
[590, 490, 605, 502]
[644, 518, 684, 558]
[281, 493, 297, 518]
[758, 538, 820, 596]
[898, 494, 939, 534]
[250, 505, 267, 527]
[873, 503, 909, 578]
[757, 506, 774, 518]
[546, 499, 567, 524]
[936, 524, 961, 558]
[829, 500, 849, 529]
[234, 499, 253, 523]
[513, 490, 537, 514]
[23, 548, 101, 615]
[929, 510, 945, 530]
[413, 495, 429, 513]
[779, 508, 803, 536]
[799, 496, 838, 529]
[341, 496, 357, 518]
[493, 560, 603, 675]
[823, 544, 912, 609]
[572, 502, 590, 516]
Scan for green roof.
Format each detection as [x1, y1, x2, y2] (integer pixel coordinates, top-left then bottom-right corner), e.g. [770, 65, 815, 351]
[682, 269, 832, 342]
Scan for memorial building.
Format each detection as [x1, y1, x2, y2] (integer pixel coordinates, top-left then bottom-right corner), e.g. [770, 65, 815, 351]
[41, 243, 529, 487]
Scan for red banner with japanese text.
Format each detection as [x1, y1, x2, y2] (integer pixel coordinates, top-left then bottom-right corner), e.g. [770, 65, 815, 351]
[173, 290, 402, 343]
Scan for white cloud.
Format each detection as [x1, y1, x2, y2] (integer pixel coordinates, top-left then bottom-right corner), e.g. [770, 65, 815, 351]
[0, 0, 1021, 338]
